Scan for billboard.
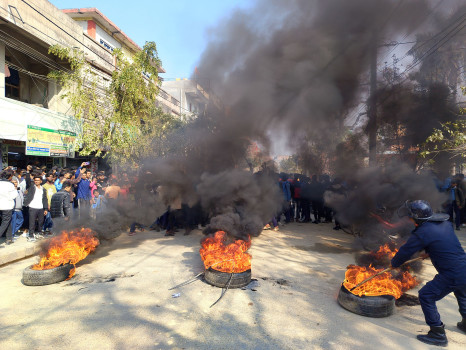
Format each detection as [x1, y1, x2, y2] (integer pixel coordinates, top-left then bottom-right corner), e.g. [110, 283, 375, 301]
[26, 125, 76, 157]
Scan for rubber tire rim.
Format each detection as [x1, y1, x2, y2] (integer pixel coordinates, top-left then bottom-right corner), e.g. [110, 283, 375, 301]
[337, 284, 395, 318]
[204, 268, 251, 289]
[22, 264, 73, 286]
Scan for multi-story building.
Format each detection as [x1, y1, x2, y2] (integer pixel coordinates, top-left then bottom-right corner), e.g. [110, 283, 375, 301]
[0, 1, 179, 169]
[162, 78, 210, 120]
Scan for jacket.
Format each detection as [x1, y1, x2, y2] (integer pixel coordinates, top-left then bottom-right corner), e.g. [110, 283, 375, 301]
[391, 221, 466, 286]
[454, 186, 465, 208]
[50, 190, 71, 218]
[23, 185, 48, 209]
[0, 179, 17, 210]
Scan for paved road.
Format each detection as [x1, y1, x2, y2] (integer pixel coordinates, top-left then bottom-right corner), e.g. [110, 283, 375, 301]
[0, 223, 465, 349]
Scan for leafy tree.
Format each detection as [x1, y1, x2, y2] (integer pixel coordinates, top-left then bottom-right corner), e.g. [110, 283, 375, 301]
[48, 42, 183, 165]
[420, 86, 466, 159]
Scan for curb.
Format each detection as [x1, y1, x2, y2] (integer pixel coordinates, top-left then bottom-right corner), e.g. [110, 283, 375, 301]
[0, 242, 40, 266]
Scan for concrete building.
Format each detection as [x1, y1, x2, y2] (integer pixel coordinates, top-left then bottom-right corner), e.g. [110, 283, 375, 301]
[0, 1, 179, 169]
[62, 8, 182, 117]
[162, 79, 210, 120]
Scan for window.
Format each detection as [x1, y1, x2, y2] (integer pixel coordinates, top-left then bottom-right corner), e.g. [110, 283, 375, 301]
[5, 66, 20, 100]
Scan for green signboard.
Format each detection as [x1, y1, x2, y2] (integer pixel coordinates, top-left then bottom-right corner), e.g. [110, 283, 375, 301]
[26, 125, 76, 157]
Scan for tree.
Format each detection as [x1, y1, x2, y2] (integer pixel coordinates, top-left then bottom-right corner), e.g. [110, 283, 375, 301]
[420, 86, 466, 159]
[48, 42, 183, 165]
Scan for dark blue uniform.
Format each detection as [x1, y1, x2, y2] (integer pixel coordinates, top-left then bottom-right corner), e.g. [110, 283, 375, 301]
[391, 221, 466, 327]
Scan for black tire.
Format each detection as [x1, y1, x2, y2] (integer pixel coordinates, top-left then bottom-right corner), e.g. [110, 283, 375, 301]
[337, 284, 395, 318]
[22, 264, 73, 286]
[204, 268, 251, 289]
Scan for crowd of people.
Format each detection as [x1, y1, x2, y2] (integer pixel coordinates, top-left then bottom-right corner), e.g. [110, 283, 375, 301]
[1, 164, 465, 246]
[0, 162, 112, 245]
[269, 171, 466, 232]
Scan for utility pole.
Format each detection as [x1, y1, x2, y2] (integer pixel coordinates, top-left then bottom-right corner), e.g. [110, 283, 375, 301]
[368, 34, 378, 166]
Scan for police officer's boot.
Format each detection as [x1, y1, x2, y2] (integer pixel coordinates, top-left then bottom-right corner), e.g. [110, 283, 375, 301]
[457, 318, 466, 333]
[416, 324, 448, 347]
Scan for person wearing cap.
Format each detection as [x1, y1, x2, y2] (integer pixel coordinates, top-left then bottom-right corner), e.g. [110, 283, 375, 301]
[391, 200, 466, 347]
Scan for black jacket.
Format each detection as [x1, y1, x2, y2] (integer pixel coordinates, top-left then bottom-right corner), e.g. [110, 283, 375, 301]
[23, 185, 48, 209]
[50, 189, 71, 218]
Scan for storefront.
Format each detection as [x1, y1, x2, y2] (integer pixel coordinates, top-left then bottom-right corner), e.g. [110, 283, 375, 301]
[0, 97, 81, 170]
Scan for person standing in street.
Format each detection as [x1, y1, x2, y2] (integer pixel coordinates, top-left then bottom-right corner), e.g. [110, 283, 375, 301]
[391, 200, 466, 347]
[42, 171, 56, 235]
[23, 175, 48, 242]
[10, 177, 24, 240]
[75, 162, 92, 217]
[50, 180, 72, 231]
[0, 169, 18, 245]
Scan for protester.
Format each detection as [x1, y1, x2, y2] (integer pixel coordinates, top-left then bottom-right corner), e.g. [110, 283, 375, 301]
[50, 180, 72, 221]
[75, 162, 92, 217]
[42, 171, 57, 234]
[10, 177, 24, 240]
[23, 175, 48, 242]
[90, 189, 105, 219]
[0, 169, 18, 245]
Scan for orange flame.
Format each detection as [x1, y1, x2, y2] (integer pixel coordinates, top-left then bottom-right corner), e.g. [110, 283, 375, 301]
[343, 244, 418, 299]
[343, 264, 418, 299]
[200, 231, 251, 273]
[32, 228, 100, 279]
[371, 243, 398, 260]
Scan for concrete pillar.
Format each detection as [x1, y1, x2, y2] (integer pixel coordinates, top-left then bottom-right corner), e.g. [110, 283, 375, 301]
[0, 41, 5, 98]
[47, 80, 58, 111]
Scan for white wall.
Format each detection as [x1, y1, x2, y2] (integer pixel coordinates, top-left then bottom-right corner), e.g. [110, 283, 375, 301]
[95, 25, 121, 52]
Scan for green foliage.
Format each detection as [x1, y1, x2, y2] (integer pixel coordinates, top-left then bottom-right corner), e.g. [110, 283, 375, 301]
[279, 155, 299, 174]
[48, 42, 183, 165]
[420, 87, 466, 158]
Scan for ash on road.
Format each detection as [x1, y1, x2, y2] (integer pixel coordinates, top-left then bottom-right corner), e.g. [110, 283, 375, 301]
[0, 223, 465, 350]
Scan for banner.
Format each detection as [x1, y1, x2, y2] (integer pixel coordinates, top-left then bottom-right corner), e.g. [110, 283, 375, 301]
[26, 125, 76, 157]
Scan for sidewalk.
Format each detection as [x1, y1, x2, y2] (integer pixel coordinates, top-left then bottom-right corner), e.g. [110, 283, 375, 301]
[0, 234, 41, 266]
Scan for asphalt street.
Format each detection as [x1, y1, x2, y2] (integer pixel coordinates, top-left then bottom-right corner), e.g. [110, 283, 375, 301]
[0, 223, 465, 350]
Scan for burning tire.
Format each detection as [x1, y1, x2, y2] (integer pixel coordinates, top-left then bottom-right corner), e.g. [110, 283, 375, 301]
[337, 284, 395, 318]
[22, 264, 73, 286]
[204, 268, 252, 288]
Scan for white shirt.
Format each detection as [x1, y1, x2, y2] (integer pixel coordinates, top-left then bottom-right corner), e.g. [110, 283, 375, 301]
[0, 180, 17, 210]
[29, 185, 44, 209]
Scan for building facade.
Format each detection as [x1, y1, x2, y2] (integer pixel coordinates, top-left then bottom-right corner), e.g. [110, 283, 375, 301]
[0, 1, 180, 169]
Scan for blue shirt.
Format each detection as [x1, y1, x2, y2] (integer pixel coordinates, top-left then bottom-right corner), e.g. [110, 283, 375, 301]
[54, 178, 62, 191]
[391, 221, 466, 286]
[75, 167, 91, 200]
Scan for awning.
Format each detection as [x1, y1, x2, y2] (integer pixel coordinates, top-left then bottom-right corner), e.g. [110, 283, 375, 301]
[0, 97, 81, 141]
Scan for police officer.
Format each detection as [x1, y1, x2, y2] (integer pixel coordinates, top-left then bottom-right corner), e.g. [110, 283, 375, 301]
[391, 200, 466, 347]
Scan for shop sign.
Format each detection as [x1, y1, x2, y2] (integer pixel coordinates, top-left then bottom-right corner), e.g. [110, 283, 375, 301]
[26, 125, 76, 158]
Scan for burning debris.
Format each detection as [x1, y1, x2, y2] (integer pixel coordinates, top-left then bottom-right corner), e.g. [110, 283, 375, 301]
[200, 231, 251, 273]
[32, 228, 100, 279]
[343, 244, 419, 299]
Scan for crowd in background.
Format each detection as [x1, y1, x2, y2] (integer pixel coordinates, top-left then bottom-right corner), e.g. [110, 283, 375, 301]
[1, 164, 465, 246]
[0, 162, 116, 245]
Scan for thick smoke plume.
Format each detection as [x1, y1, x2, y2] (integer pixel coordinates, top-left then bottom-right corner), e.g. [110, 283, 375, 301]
[66, 0, 463, 243]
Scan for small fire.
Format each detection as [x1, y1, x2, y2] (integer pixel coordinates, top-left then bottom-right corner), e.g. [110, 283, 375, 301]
[32, 228, 100, 279]
[200, 231, 251, 273]
[343, 265, 418, 299]
[343, 244, 418, 299]
[371, 243, 398, 260]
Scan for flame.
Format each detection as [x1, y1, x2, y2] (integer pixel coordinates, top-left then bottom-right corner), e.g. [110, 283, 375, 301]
[343, 244, 418, 299]
[32, 228, 100, 279]
[200, 231, 251, 273]
[371, 243, 398, 260]
[343, 264, 418, 299]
